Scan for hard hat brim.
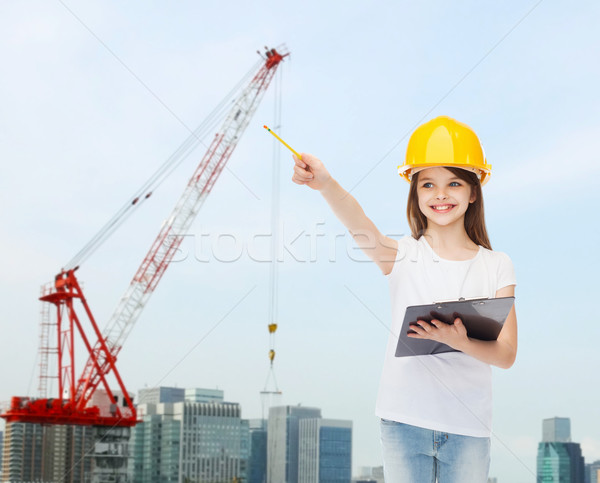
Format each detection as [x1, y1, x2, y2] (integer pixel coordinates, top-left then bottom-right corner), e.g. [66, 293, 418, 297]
[398, 164, 491, 186]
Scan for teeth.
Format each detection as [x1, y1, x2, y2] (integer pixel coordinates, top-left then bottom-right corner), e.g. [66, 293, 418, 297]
[432, 205, 453, 210]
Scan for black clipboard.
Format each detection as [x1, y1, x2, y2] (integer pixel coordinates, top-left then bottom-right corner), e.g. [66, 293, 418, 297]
[394, 296, 515, 357]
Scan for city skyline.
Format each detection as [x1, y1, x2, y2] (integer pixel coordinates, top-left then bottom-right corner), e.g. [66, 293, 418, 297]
[1, 2, 599, 483]
[4, 385, 600, 482]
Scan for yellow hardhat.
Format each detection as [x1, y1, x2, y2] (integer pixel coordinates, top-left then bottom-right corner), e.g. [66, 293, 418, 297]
[398, 116, 492, 185]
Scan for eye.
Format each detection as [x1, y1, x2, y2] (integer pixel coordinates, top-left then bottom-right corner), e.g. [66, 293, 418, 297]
[450, 181, 461, 187]
[422, 182, 433, 188]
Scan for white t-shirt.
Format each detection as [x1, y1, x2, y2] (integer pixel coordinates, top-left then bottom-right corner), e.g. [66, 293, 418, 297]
[375, 235, 517, 437]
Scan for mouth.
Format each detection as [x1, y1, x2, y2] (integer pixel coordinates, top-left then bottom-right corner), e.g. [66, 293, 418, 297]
[429, 204, 456, 213]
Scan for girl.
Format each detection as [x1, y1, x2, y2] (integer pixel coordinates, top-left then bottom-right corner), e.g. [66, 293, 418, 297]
[291, 116, 517, 483]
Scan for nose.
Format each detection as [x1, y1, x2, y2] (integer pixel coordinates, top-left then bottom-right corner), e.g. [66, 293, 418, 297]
[434, 187, 448, 200]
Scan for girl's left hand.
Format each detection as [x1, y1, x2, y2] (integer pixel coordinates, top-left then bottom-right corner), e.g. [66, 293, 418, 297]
[407, 317, 469, 351]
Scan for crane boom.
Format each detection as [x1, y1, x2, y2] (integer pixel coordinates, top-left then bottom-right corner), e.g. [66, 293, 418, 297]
[74, 47, 287, 410]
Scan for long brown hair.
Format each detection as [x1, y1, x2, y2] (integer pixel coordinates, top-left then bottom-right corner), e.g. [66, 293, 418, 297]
[406, 167, 492, 249]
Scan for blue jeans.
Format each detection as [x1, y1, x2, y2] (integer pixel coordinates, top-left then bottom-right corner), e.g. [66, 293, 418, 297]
[380, 419, 490, 483]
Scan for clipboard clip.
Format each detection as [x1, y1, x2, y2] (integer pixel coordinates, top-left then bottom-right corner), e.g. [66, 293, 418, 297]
[432, 296, 488, 304]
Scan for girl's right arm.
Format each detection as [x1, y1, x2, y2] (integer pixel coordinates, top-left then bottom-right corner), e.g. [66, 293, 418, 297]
[292, 153, 397, 275]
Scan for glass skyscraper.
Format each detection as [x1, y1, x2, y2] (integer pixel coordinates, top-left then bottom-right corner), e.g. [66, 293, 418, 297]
[267, 406, 352, 483]
[248, 419, 268, 483]
[131, 412, 181, 482]
[537, 417, 584, 483]
[267, 405, 322, 483]
[298, 418, 352, 483]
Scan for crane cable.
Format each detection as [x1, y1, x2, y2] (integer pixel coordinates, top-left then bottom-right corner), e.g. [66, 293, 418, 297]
[263, 65, 283, 397]
[65, 59, 262, 271]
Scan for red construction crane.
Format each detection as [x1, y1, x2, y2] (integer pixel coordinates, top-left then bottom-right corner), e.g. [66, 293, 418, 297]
[2, 46, 288, 427]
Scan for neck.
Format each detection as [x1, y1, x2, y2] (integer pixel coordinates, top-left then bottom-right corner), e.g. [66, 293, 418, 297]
[423, 222, 477, 253]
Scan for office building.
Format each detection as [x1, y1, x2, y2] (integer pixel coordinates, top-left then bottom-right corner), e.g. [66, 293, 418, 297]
[136, 387, 223, 406]
[131, 387, 248, 482]
[268, 405, 322, 483]
[137, 386, 185, 405]
[2, 422, 44, 482]
[1, 422, 93, 482]
[130, 408, 180, 483]
[353, 466, 384, 483]
[86, 388, 133, 483]
[248, 419, 268, 483]
[537, 417, 584, 483]
[184, 387, 224, 403]
[543, 417, 571, 443]
[586, 460, 600, 483]
[298, 418, 352, 483]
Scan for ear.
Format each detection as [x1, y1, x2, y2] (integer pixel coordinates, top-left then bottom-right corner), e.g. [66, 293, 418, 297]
[469, 186, 477, 203]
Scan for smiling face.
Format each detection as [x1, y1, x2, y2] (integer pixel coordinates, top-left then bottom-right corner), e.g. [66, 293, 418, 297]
[416, 167, 476, 228]
[406, 166, 491, 249]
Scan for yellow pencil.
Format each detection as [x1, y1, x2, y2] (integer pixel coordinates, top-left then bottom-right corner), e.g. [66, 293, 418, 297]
[263, 125, 301, 160]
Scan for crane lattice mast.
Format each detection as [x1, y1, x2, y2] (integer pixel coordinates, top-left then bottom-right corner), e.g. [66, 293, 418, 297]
[2, 46, 288, 427]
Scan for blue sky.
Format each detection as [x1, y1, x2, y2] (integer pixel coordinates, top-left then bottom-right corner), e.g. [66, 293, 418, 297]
[1, 1, 599, 481]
